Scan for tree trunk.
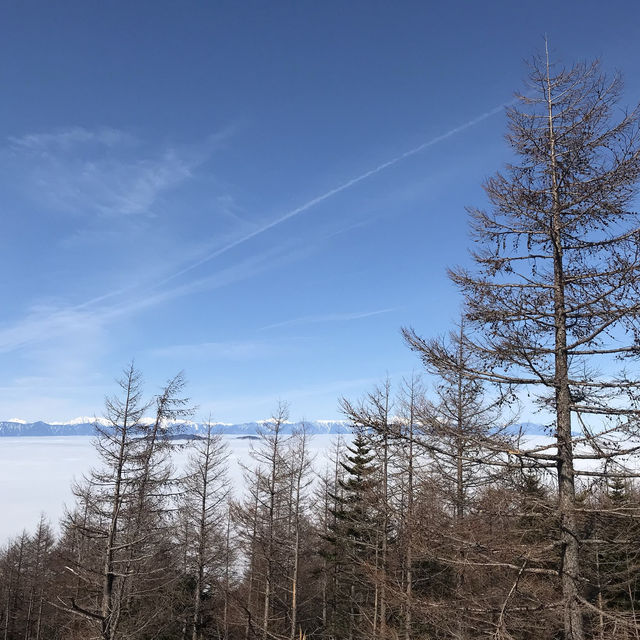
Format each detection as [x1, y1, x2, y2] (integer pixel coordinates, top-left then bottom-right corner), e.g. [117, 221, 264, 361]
[546, 46, 584, 640]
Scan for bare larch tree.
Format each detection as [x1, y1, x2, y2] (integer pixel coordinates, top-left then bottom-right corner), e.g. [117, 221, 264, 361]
[180, 419, 230, 640]
[404, 47, 640, 640]
[59, 364, 191, 640]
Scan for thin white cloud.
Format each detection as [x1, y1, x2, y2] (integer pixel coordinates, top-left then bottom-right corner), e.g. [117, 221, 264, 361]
[0, 242, 295, 356]
[259, 308, 396, 331]
[8, 101, 506, 322]
[0, 102, 505, 369]
[8, 127, 137, 151]
[160, 100, 511, 284]
[4, 126, 234, 218]
[0, 305, 102, 355]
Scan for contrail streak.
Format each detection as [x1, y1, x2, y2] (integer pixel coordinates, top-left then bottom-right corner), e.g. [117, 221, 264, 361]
[163, 100, 511, 286]
[10, 101, 510, 349]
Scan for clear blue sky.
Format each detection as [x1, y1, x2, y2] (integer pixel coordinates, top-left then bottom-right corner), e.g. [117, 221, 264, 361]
[2, 1, 640, 422]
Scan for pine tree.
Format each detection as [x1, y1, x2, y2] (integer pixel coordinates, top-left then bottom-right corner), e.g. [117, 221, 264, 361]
[325, 429, 379, 640]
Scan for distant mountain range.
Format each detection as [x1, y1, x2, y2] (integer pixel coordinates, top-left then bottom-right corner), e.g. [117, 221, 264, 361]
[0, 417, 550, 438]
[0, 418, 352, 437]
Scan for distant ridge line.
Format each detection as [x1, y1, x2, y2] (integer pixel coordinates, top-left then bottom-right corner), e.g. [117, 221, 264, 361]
[0, 418, 548, 437]
[0, 419, 353, 437]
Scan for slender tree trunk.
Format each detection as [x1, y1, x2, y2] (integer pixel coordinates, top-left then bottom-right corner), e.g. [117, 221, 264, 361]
[455, 327, 467, 640]
[12, 536, 26, 640]
[330, 440, 342, 640]
[290, 526, 300, 640]
[348, 584, 355, 640]
[192, 549, 204, 640]
[455, 325, 465, 523]
[245, 477, 260, 640]
[223, 509, 231, 640]
[595, 543, 605, 640]
[321, 473, 330, 638]
[262, 567, 271, 640]
[192, 431, 212, 640]
[289, 434, 307, 640]
[545, 45, 584, 640]
[3, 573, 11, 640]
[34, 596, 43, 640]
[372, 539, 378, 638]
[101, 384, 132, 640]
[379, 413, 388, 639]
[262, 415, 283, 640]
[24, 582, 34, 640]
[405, 387, 415, 640]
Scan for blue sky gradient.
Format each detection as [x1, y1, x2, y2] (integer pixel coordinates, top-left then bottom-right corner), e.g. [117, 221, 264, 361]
[2, 1, 640, 421]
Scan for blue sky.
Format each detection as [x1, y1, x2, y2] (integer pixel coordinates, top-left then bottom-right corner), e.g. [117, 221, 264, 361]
[2, 1, 640, 422]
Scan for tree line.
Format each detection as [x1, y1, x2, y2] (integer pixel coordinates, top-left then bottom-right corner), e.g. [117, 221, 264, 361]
[3, 49, 640, 639]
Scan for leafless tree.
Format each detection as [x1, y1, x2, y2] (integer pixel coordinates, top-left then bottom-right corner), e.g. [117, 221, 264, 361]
[287, 423, 314, 640]
[58, 364, 191, 640]
[404, 47, 640, 640]
[234, 402, 293, 640]
[395, 375, 423, 640]
[180, 418, 231, 640]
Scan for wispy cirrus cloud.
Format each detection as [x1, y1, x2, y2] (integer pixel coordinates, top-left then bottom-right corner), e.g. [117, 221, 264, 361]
[259, 308, 396, 331]
[0, 305, 104, 355]
[0, 241, 297, 356]
[3, 126, 234, 218]
[159, 100, 511, 285]
[0, 246, 293, 415]
[0, 101, 503, 405]
[8, 127, 137, 151]
[0, 97, 498, 358]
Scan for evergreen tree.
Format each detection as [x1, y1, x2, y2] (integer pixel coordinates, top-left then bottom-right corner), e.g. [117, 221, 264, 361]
[325, 429, 379, 640]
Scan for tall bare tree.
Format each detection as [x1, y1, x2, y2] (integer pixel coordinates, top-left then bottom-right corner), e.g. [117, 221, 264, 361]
[180, 419, 230, 640]
[419, 322, 510, 522]
[1, 531, 29, 640]
[395, 375, 423, 640]
[59, 364, 191, 640]
[287, 424, 313, 640]
[235, 403, 293, 640]
[22, 516, 54, 640]
[404, 47, 640, 640]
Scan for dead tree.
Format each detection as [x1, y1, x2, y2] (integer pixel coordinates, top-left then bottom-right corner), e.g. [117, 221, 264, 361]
[287, 423, 313, 640]
[0, 531, 29, 640]
[234, 403, 292, 640]
[23, 516, 54, 640]
[396, 375, 424, 640]
[180, 419, 230, 640]
[404, 47, 640, 640]
[58, 364, 191, 640]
